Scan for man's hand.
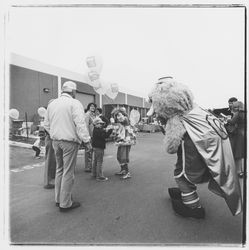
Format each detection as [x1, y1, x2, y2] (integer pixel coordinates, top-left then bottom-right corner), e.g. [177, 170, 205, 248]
[84, 141, 92, 152]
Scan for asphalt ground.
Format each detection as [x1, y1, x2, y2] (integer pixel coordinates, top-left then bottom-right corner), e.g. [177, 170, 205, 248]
[8, 132, 244, 246]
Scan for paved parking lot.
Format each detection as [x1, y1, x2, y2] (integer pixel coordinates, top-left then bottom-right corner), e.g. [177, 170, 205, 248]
[8, 132, 244, 246]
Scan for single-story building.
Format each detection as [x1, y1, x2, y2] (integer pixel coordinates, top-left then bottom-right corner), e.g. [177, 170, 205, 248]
[9, 53, 151, 133]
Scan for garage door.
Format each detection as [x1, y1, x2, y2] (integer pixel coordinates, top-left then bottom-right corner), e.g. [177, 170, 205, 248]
[76, 92, 95, 110]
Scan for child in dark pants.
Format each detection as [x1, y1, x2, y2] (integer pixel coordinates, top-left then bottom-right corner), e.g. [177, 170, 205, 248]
[92, 117, 113, 181]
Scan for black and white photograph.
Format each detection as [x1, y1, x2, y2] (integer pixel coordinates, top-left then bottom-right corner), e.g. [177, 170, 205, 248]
[1, 0, 247, 248]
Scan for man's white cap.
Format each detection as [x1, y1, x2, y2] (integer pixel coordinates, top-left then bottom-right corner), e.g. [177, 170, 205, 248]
[62, 81, 77, 92]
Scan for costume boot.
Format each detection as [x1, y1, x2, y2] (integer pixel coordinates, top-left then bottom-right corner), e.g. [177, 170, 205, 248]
[171, 199, 205, 219]
[168, 187, 182, 200]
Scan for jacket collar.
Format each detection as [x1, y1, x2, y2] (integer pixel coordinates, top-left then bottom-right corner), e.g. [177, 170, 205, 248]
[61, 93, 73, 98]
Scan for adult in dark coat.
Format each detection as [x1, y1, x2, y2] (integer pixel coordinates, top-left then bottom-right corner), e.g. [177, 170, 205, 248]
[226, 101, 245, 177]
[212, 97, 238, 117]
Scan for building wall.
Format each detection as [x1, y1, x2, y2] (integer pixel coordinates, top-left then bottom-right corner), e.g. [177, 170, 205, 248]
[102, 92, 126, 105]
[10, 65, 58, 121]
[127, 94, 143, 107]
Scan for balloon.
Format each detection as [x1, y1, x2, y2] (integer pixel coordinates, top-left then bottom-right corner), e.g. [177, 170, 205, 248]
[91, 79, 102, 89]
[37, 107, 47, 117]
[94, 86, 107, 95]
[88, 70, 100, 82]
[86, 55, 103, 73]
[93, 80, 107, 95]
[9, 109, 19, 120]
[105, 83, 119, 100]
[129, 109, 140, 126]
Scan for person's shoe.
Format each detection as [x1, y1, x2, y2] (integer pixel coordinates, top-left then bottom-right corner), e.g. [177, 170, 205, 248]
[115, 170, 126, 175]
[35, 156, 41, 159]
[96, 176, 108, 181]
[171, 199, 205, 219]
[84, 168, 92, 173]
[59, 202, 81, 212]
[120, 172, 131, 179]
[55, 202, 60, 207]
[168, 187, 182, 200]
[44, 184, 55, 189]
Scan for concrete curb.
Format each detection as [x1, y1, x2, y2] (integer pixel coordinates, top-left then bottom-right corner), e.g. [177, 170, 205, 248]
[9, 140, 85, 155]
[9, 140, 33, 149]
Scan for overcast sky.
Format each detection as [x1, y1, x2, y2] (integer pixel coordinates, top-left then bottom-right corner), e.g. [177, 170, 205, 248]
[8, 5, 245, 109]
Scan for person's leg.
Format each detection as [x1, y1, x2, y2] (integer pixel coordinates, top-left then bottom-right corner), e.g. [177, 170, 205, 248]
[32, 146, 40, 157]
[52, 141, 64, 205]
[171, 175, 205, 219]
[169, 134, 205, 218]
[235, 158, 243, 177]
[84, 147, 93, 172]
[120, 146, 132, 179]
[92, 148, 97, 178]
[59, 141, 79, 208]
[175, 176, 201, 209]
[115, 146, 126, 175]
[96, 148, 107, 180]
[44, 136, 56, 187]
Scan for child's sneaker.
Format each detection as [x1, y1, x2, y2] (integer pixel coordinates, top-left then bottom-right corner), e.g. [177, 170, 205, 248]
[96, 176, 108, 181]
[120, 172, 131, 179]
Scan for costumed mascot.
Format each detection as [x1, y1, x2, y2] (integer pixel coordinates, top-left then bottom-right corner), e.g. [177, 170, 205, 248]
[147, 76, 242, 219]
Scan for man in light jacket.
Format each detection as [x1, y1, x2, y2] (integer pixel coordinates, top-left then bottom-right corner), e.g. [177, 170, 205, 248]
[44, 81, 91, 212]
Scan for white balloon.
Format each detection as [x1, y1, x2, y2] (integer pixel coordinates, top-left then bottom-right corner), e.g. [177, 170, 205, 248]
[129, 109, 140, 126]
[93, 80, 108, 95]
[91, 79, 102, 88]
[105, 83, 119, 100]
[86, 55, 103, 73]
[88, 70, 100, 82]
[9, 109, 19, 120]
[37, 107, 47, 117]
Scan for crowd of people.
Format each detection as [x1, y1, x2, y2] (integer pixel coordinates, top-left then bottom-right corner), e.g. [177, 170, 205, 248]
[30, 80, 245, 213]
[38, 81, 137, 212]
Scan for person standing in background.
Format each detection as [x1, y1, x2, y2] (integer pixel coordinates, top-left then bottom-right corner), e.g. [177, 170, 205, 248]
[84, 102, 97, 172]
[95, 107, 109, 128]
[43, 100, 56, 189]
[212, 97, 238, 153]
[44, 81, 91, 212]
[226, 101, 245, 178]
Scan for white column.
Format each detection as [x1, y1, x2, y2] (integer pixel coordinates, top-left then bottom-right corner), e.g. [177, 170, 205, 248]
[125, 93, 127, 105]
[58, 76, 62, 97]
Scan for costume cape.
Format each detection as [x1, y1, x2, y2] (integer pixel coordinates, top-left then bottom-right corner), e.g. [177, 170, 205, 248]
[182, 106, 242, 216]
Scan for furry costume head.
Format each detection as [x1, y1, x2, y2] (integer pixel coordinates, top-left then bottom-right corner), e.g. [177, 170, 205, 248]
[148, 77, 195, 154]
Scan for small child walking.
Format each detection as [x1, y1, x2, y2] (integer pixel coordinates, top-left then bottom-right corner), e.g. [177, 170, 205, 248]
[32, 136, 42, 159]
[112, 108, 136, 180]
[32, 131, 45, 159]
[92, 117, 113, 181]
